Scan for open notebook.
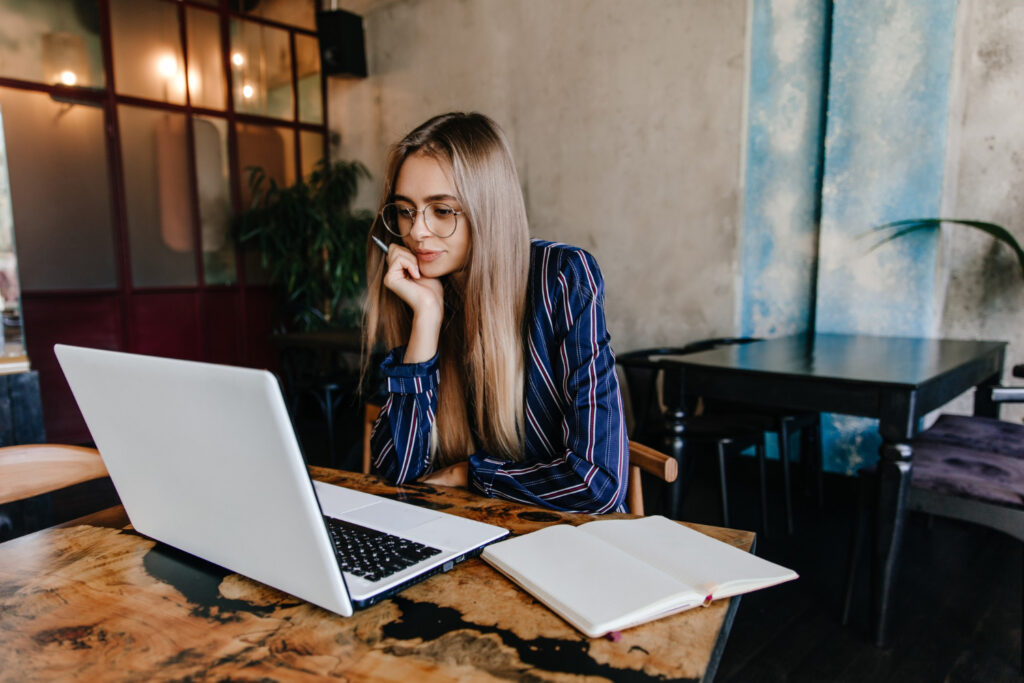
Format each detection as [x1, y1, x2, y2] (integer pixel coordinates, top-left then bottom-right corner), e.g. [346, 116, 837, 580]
[482, 515, 797, 638]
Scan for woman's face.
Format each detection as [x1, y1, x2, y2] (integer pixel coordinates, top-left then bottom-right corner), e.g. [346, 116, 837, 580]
[393, 152, 471, 279]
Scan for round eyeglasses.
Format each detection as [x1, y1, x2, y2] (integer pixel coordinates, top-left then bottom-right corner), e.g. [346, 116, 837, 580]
[379, 202, 462, 239]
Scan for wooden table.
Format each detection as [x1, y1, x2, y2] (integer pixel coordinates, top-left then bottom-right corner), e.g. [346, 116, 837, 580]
[657, 332, 1007, 647]
[0, 469, 754, 681]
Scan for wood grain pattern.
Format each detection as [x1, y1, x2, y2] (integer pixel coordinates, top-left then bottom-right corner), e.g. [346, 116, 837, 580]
[0, 445, 109, 505]
[0, 468, 754, 681]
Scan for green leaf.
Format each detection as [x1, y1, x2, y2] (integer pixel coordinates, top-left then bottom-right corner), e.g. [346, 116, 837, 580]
[870, 218, 1024, 281]
[230, 159, 374, 330]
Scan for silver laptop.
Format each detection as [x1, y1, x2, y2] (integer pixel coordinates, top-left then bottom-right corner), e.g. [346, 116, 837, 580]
[54, 344, 508, 617]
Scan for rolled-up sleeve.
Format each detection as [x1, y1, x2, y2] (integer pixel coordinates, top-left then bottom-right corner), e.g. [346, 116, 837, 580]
[370, 347, 440, 483]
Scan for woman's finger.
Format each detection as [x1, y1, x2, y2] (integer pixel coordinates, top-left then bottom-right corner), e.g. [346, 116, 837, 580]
[386, 245, 420, 280]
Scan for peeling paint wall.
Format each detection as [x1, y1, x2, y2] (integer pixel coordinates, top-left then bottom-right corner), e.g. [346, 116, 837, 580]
[740, 0, 828, 338]
[328, 0, 750, 353]
[813, 0, 958, 473]
[941, 0, 1024, 423]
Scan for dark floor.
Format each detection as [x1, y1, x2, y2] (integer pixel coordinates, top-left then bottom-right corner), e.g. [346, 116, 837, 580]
[673, 453, 1023, 683]
[5, 406, 1021, 682]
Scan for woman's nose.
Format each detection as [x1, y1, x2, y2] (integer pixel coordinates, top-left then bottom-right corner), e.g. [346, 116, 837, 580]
[408, 209, 432, 239]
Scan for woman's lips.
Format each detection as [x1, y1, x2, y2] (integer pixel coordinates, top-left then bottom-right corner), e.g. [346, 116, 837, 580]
[416, 250, 443, 263]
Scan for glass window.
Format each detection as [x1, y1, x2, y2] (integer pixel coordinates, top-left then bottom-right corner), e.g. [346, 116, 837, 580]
[230, 19, 293, 120]
[119, 105, 197, 287]
[109, 0, 186, 105]
[295, 34, 322, 124]
[186, 8, 226, 110]
[231, 0, 315, 31]
[299, 130, 324, 180]
[0, 89, 116, 290]
[237, 123, 295, 285]
[193, 116, 235, 285]
[0, 0, 105, 89]
[236, 122, 295, 206]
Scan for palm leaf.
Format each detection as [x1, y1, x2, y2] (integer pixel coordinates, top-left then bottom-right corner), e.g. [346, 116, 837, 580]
[870, 218, 1024, 280]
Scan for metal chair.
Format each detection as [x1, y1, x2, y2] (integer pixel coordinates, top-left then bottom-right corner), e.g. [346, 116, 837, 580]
[617, 338, 823, 535]
[842, 364, 1024, 667]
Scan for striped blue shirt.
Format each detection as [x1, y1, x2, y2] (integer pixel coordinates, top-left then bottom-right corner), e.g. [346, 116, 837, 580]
[371, 239, 629, 513]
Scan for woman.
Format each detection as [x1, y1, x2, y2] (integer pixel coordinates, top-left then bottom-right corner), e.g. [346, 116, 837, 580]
[363, 112, 628, 513]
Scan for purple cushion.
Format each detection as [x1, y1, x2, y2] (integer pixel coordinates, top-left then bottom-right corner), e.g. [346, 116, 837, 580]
[915, 414, 1024, 459]
[911, 439, 1024, 510]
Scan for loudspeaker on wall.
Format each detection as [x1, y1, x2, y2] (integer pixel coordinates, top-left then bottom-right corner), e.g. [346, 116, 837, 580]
[316, 9, 368, 78]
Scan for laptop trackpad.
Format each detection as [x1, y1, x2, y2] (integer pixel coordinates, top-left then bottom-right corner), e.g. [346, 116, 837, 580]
[343, 501, 441, 533]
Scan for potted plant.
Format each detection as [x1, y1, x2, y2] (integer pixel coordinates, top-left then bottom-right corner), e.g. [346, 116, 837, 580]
[235, 159, 375, 330]
[870, 218, 1024, 282]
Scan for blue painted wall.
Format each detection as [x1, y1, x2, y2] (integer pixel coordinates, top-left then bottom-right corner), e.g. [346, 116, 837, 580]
[741, 0, 960, 473]
[741, 0, 829, 339]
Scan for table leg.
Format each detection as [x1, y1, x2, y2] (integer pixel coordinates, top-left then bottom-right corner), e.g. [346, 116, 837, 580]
[871, 441, 912, 647]
[972, 370, 1002, 418]
[666, 406, 687, 519]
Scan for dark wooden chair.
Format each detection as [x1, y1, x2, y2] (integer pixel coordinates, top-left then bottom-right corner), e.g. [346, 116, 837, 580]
[843, 363, 1024, 667]
[361, 403, 677, 516]
[617, 338, 822, 535]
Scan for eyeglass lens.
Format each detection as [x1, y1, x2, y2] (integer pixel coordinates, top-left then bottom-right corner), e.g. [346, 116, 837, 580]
[381, 202, 458, 238]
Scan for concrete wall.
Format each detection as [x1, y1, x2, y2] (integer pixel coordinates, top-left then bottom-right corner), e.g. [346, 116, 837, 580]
[740, 0, 828, 338]
[941, 0, 1024, 423]
[330, 0, 1024, 471]
[328, 0, 751, 353]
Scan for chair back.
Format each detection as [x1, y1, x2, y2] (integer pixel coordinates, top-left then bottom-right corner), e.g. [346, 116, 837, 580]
[616, 338, 761, 443]
[362, 403, 381, 474]
[627, 441, 677, 516]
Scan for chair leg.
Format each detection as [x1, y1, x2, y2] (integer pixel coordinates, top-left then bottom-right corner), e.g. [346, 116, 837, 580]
[843, 475, 870, 626]
[756, 442, 769, 538]
[716, 440, 730, 527]
[813, 421, 824, 508]
[779, 420, 795, 535]
[323, 386, 337, 468]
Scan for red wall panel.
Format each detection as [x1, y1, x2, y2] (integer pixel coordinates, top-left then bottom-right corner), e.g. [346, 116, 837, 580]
[129, 292, 201, 361]
[20, 294, 122, 443]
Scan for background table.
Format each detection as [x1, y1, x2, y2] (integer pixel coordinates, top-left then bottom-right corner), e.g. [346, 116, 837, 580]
[0, 469, 754, 681]
[658, 332, 1007, 646]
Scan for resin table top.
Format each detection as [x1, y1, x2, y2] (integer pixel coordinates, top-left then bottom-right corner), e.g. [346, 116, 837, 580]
[0, 468, 754, 682]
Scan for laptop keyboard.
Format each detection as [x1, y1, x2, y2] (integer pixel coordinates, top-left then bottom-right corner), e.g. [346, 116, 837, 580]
[324, 517, 443, 583]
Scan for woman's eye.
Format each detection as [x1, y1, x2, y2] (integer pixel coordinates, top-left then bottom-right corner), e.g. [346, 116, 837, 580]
[397, 207, 417, 219]
[432, 206, 454, 217]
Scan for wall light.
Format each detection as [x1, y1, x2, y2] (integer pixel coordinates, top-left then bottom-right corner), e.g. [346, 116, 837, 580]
[157, 55, 178, 79]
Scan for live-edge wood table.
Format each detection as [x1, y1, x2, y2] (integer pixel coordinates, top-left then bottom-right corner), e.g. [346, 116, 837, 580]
[0, 468, 754, 682]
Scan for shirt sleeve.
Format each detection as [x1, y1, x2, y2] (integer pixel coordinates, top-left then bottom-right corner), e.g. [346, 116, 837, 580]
[467, 249, 629, 513]
[369, 346, 439, 483]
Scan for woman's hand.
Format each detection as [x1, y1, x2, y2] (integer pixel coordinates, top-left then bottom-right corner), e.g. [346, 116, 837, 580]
[383, 244, 444, 319]
[383, 244, 444, 363]
[419, 461, 469, 488]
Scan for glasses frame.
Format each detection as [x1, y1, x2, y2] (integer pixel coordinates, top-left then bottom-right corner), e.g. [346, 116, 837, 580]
[379, 201, 463, 239]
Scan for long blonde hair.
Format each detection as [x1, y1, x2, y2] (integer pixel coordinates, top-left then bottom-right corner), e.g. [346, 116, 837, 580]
[363, 113, 530, 465]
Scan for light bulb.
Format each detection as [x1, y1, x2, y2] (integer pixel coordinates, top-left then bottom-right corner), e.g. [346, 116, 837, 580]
[59, 70, 77, 86]
[157, 55, 177, 79]
[242, 84, 254, 99]
[231, 52, 245, 67]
